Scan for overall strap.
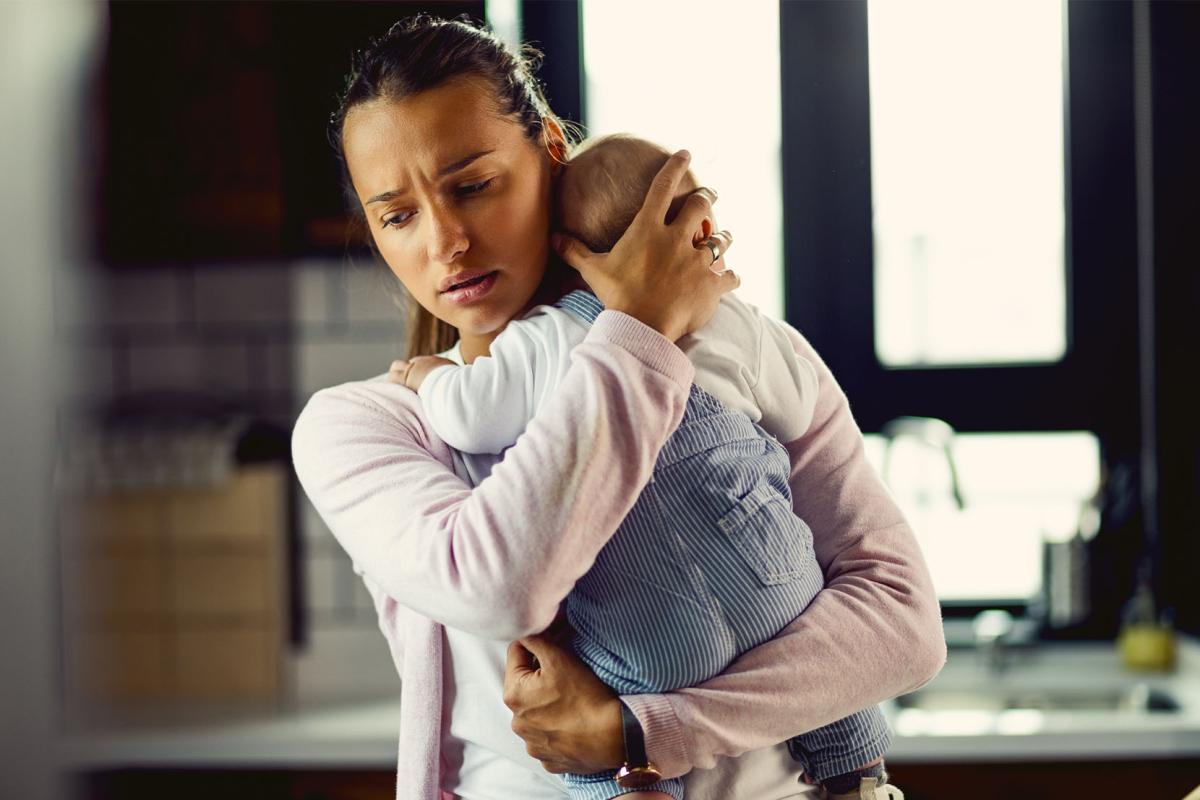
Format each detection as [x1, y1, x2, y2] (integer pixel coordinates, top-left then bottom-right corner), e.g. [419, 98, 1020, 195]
[554, 288, 605, 325]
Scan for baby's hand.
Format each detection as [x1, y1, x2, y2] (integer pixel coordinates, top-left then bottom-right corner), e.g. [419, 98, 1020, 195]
[387, 356, 455, 391]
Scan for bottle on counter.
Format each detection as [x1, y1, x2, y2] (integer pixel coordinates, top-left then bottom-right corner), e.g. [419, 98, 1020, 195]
[1116, 562, 1177, 673]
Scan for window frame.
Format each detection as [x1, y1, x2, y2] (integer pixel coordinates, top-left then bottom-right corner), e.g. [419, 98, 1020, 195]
[778, 0, 1144, 618]
[779, 0, 1140, 442]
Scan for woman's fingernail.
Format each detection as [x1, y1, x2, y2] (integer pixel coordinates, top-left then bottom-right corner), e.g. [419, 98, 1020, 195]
[676, 149, 691, 161]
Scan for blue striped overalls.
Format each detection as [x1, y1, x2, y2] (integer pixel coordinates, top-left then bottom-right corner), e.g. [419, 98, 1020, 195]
[554, 291, 892, 799]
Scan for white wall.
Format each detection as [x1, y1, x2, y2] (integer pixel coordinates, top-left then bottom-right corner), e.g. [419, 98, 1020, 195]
[0, 2, 103, 798]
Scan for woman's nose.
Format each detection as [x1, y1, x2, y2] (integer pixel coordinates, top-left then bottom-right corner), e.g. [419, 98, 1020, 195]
[426, 206, 470, 264]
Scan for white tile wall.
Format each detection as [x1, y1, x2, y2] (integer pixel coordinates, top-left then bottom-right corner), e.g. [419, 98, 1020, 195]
[63, 257, 414, 705]
[195, 264, 291, 327]
[304, 548, 343, 622]
[109, 271, 188, 327]
[340, 261, 405, 326]
[65, 341, 117, 407]
[249, 338, 293, 397]
[298, 495, 332, 546]
[291, 259, 337, 327]
[289, 623, 401, 703]
[127, 341, 250, 395]
[294, 337, 403, 401]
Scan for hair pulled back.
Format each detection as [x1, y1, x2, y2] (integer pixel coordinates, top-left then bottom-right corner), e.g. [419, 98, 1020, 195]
[331, 14, 577, 357]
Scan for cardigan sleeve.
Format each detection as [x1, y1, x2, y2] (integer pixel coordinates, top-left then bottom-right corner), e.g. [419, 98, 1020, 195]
[292, 310, 695, 642]
[623, 319, 946, 778]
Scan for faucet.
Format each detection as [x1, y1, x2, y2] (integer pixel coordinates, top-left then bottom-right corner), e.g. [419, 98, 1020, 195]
[878, 416, 966, 510]
[972, 609, 1015, 674]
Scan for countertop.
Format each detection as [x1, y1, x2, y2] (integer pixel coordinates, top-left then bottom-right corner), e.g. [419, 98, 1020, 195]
[58, 637, 1200, 771]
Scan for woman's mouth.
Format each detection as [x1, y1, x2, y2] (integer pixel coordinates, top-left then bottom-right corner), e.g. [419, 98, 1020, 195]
[441, 271, 498, 304]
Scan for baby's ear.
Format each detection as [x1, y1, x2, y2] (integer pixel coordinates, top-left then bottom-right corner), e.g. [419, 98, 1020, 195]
[692, 216, 714, 245]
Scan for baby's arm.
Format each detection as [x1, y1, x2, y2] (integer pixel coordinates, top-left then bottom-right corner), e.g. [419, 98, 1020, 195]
[388, 355, 455, 392]
[395, 316, 558, 455]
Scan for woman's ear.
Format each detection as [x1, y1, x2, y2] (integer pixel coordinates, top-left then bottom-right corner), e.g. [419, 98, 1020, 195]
[541, 117, 568, 172]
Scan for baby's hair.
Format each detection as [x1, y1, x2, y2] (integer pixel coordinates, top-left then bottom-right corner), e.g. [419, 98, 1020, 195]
[557, 134, 699, 253]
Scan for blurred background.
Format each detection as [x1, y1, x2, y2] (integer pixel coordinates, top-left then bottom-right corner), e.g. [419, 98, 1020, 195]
[1, 1, 1197, 798]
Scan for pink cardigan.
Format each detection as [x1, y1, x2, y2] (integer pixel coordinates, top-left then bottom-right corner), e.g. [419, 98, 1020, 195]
[291, 310, 946, 799]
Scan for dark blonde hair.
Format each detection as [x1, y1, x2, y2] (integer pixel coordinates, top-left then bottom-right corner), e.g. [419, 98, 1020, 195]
[330, 14, 581, 357]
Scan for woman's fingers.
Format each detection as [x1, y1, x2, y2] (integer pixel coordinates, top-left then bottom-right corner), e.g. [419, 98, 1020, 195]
[551, 232, 595, 274]
[700, 227, 734, 272]
[504, 640, 537, 679]
[502, 632, 626, 774]
[672, 185, 718, 234]
[636, 149, 694, 225]
[517, 633, 564, 671]
[715, 265, 741, 289]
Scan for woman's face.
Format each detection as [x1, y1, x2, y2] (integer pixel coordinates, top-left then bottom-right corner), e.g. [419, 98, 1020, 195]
[342, 77, 557, 347]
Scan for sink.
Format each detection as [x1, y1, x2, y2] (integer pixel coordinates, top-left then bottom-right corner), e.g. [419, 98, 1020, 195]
[895, 684, 1181, 714]
[884, 640, 1200, 753]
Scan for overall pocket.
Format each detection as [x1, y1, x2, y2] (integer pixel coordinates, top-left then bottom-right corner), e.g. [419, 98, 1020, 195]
[716, 483, 814, 586]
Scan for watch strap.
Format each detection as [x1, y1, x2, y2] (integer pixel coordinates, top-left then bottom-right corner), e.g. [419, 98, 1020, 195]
[618, 700, 650, 767]
[615, 700, 663, 788]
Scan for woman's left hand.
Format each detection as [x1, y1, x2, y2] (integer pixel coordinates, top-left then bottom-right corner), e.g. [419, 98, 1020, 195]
[503, 633, 625, 774]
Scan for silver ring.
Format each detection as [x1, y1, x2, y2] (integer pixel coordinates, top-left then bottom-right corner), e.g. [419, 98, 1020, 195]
[702, 237, 721, 265]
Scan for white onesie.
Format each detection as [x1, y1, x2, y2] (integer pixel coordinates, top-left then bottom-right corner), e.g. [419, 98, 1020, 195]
[418, 291, 819, 462]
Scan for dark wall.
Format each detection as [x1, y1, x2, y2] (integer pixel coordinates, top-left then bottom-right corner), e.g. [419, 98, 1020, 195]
[1150, 0, 1200, 633]
[98, 1, 482, 266]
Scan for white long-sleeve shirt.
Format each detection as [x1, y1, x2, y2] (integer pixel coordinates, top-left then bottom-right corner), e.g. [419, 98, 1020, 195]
[418, 292, 820, 457]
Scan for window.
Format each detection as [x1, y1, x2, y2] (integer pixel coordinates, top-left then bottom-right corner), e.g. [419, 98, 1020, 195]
[780, 1, 1141, 606]
[867, 0, 1067, 367]
[863, 431, 1100, 602]
[580, 0, 784, 317]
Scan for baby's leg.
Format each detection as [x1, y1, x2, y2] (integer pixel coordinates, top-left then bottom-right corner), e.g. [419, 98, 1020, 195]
[562, 772, 683, 800]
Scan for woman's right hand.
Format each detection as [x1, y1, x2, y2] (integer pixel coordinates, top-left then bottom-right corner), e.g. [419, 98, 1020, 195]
[552, 150, 738, 342]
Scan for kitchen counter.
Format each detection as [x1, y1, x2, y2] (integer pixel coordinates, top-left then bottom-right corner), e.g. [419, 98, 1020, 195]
[57, 638, 1200, 771]
[887, 635, 1200, 763]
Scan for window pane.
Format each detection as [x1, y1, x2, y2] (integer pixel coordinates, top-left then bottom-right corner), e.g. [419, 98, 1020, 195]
[862, 431, 1100, 602]
[867, 0, 1067, 367]
[581, 0, 783, 317]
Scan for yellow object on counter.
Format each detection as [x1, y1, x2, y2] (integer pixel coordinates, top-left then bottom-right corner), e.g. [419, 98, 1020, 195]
[1117, 622, 1177, 672]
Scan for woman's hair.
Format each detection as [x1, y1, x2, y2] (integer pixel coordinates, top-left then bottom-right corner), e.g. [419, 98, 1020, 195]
[329, 14, 580, 358]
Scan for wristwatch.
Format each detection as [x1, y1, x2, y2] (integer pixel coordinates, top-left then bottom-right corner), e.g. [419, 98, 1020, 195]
[614, 700, 663, 788]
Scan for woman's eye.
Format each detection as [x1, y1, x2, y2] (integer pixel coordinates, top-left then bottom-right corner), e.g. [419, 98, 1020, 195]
[382, 210, 415, 229]
[456, 178, 494, 196]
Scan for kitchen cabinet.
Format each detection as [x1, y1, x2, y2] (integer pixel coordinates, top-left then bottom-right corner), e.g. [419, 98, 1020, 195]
[79, 769, 394, 800]
[97, 1, 480, 266]
[62, 465, 289, 710]
[73, 761, 1200, 800]
[889, 759, 1200, 800]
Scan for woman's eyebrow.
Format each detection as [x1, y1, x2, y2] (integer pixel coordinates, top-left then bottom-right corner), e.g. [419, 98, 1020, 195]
[365, 150, 496, 205]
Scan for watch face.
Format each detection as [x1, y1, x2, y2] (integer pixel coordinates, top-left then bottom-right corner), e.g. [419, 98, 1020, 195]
[615, 764, 665, 789]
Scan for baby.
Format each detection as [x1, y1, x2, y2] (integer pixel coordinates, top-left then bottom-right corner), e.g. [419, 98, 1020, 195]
[391, 135, 898, 800]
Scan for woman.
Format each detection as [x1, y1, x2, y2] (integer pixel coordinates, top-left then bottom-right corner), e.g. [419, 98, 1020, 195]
[292, 15, 945, 800]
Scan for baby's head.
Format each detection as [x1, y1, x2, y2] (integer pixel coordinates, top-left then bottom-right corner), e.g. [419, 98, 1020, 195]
[556, 134, 712, 254]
